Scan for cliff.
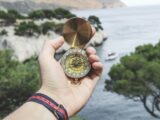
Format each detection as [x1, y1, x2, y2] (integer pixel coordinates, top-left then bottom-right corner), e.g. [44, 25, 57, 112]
[0, 19, 107, 62]
[0, 0, 126, 13]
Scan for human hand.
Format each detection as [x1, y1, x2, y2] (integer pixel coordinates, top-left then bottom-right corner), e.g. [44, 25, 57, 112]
[38, 30, 103, 117]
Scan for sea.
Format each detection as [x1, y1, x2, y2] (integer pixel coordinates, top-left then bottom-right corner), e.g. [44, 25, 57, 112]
[72, 5, 160, 120]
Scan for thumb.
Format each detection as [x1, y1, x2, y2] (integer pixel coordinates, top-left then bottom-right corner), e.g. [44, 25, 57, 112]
[41, 37, 64, 56]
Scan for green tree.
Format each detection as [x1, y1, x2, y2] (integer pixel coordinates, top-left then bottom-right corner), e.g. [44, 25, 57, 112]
[8, 9, 24, 19]
[0, 10, 6, 18]
[105, 42, 160, 118]
[0, 50, 40, 118]
[4, 13, 16, 25]
[15, 21, 40, 36]
[28, 10, 45, 19]
[54, 8, 76, 19]
[53, 23, 63, 34]
[0, 10, 16, 25]
[41, 22, 56, 34]
[0, 29, 8, 36]
[41, 22, 63, 35]
[27, 8, 75, 20]
[88, 15, 103, 31]
[43, 9, 55, 19]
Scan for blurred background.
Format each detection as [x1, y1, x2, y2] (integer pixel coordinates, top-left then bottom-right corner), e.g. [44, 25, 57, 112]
[0, 0, 160, 120]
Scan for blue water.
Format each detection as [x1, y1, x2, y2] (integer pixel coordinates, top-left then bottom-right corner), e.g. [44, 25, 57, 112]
[72, 5, 160, 120]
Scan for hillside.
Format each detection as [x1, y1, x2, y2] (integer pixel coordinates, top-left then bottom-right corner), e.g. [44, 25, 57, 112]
[0, 0, 126, 13]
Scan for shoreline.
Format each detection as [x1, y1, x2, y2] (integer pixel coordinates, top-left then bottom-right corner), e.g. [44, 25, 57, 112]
[0, 25, 107, 62]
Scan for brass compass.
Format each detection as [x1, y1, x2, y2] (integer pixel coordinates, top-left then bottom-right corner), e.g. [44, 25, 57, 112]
[60, 17, 92, 80]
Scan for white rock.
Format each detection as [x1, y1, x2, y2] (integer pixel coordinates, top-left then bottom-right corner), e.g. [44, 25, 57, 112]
[89, 30, 107, 46]
[0, 26, 107, 62]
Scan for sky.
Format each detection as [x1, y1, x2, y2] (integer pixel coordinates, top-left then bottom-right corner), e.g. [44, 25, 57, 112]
[121, 0, 160, 6]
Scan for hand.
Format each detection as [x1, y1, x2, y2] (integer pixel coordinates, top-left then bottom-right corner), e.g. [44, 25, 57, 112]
[38, 32, 103, 117]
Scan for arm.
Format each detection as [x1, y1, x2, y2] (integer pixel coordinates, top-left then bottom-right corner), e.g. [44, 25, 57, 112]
[4, 102, 57, 120]
[4, 35, 103, 120]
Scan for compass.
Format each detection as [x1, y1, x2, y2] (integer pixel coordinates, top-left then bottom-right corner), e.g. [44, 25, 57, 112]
[60, 17, 92, 80]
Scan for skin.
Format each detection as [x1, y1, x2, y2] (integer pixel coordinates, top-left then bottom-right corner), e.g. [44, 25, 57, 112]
[4, 28, 103, 120]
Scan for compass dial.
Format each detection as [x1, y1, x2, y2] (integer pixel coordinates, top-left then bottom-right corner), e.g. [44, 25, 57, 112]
[61, 48, 91, 79]
[63, 17, 92, 48]
[61, 17, 92, 80]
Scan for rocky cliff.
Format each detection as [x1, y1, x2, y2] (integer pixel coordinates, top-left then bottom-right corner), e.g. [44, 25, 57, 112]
[0, 19, 107, 62]
[0, 0, 126, 13]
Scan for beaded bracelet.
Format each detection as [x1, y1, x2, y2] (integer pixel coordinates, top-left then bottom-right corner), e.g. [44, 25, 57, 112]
[28, 93, 68, 120]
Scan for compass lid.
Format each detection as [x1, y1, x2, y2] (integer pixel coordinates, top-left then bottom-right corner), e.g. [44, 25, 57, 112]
[62, 17, 92, 48]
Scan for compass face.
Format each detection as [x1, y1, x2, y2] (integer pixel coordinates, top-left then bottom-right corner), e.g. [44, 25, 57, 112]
[61, 48, 91, 79]
[62, 17, 92, 48]
[61, 17, 92, 80]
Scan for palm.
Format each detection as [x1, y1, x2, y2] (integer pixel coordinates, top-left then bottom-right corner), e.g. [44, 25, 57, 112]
[38, 37, 102, 116]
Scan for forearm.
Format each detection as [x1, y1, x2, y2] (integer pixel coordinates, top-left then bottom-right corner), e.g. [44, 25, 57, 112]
[4, 88, 70, 120]
[4, 102, 57, 120]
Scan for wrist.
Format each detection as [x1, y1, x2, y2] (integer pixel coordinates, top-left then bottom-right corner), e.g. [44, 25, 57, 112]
[4, 100, 57, 120]
[28, 93, 68, 120]
[37, 87, 73, 117]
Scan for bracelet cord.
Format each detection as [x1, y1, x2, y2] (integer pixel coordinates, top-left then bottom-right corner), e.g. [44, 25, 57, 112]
[28, 93, 68, 120]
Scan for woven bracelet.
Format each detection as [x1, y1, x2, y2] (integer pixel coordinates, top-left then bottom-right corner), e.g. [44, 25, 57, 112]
[28, 93, 68, 120]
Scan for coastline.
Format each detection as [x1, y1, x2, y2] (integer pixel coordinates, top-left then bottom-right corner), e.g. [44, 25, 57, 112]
[0, 21, 107, 62]
[0, 0, 126, 13]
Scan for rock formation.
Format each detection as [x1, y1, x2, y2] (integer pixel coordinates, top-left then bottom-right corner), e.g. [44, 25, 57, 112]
[0, 0, 126, 13]
[0, 19, 107, 62]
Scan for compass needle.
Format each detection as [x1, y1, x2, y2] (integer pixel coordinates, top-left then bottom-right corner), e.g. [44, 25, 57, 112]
[71, 33, 77, 48]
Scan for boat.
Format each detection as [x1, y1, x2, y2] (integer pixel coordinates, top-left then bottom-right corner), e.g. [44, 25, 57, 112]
[105, 52, 118, 61]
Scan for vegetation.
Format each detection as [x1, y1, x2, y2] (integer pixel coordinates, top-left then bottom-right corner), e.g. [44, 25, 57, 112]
[41, 22, 63, 35]
[28, 8, 76, 20]
[0, 29, 8, 36]
[28, 10, 45, 19]
[0, 8, 75, 27]
[105, 42, 160, 118]
[0, 10, 16, 25]
[14, 21, 63, 36]
[15, 22, 41, 36]
[53, 23, 63, 34]
[0, 9, 103, 37]
[41, 22, 55, 34]
[7, 9, 25, 19]
[0, 10, 7, 18]
[88, 15, 103, 31]
[0, 8, 75, 20]
[0, 50, 40, 118]
[54, 8, 76, 19]
[0, 8, 76, 36]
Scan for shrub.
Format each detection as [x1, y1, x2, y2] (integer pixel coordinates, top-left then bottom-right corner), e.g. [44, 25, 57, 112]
[54, 8, 76, 19]
[0, 10, 17, 25]
[41, 22, 56, 34]
[88, 15, 103, 31]
[43, 9, 55, 19]
[15, 21, 40, 36]
[28, 8, 76, 20]
[0, 29, 8, 36]
[41, 22, 63, 35]
[53, 23, 63, 34]
[8, 9, 24, 19]
[0, 10, 6, 18]
[5, 13, 16, 25]
[0, 50, 40, 118]
[28, 10, 45, 19]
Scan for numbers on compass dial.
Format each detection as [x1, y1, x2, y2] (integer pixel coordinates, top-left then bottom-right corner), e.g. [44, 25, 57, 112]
[61, 48, 91, 79]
